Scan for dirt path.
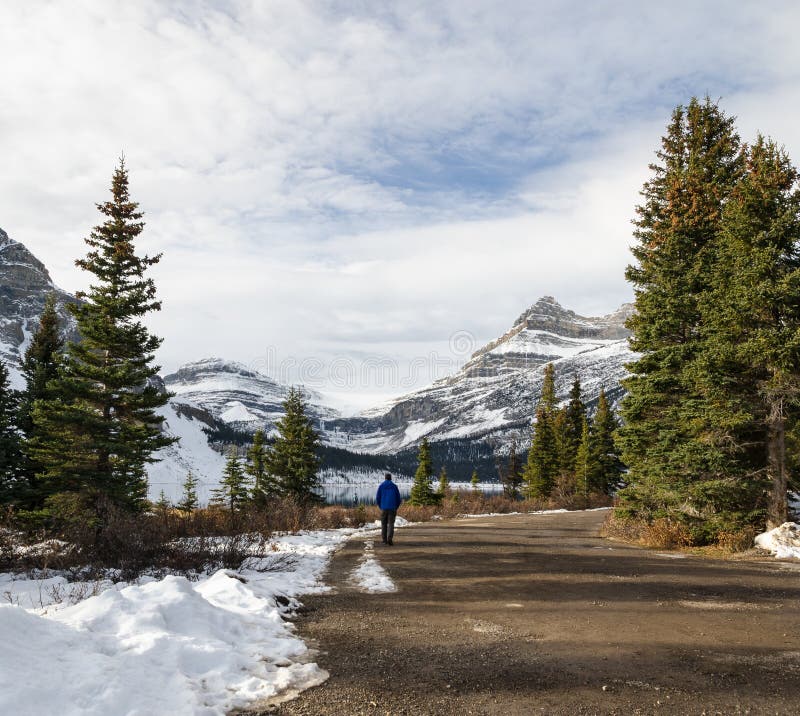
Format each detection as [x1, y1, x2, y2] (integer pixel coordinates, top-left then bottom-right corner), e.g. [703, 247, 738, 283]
[246, 510, 800, 715]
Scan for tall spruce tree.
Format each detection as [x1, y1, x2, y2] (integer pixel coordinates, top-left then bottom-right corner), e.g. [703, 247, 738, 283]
[267, 388, 321, 503]
[574, 416, 592, 497]
[560, 376, 586, 473]
[589, 388, 623, 494]
[0, 360, 20, 503]
[409, 437, 436, 505]
[246, 428, 274, 505]
[29, 161, 173, 519]
[17, 293, 64, 506]
[617, 98, 743, 526]
[700, 137, 800, 528]
[523, 364, 559, 498]
[212, 449, 251, 513]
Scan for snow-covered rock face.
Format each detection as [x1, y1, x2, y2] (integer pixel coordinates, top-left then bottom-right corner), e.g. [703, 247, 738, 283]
[0, 227, 78, 388]
[326, 297, 635, 453]
[163, 358, 339, 433]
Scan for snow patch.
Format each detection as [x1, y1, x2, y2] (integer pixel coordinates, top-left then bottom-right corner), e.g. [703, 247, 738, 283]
[350, 540, 397, 593]
[399, 418, 447, 448]
[755, 522, 800, 560]
[220, 400, 261, 423]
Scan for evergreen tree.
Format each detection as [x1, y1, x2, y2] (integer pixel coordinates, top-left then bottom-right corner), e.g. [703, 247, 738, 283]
[501, 438, 523, 499]
[589, 389, 623, 494]
[523, 364, 559, 498]
[246, 428, 275, 505]
[0, 360, 20, 502]
[470, 468, 480, 493]
[212, 448, 251, 512]
[18, 294, 63, 436]
[17, 293, 64, 506]
[617, 98, 743, 525]
[700, 137, 800, 528]
[177, 471, 199, 512]
[409, 437, 436, 505]
[437, 465, 450, 499]
[539, 363, 557, 412]
[29, 160, 174, 518]
[267, 388, 321, 503]
[561, 376, 586, 473]
[574, 416, 592, 497]
[155, 489, 171, 513]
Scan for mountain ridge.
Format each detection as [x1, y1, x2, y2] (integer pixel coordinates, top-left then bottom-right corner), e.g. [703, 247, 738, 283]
[0, 228, 636, 487]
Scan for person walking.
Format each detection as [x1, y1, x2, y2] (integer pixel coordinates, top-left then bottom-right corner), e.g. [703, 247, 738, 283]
[376, 472, 402, 545]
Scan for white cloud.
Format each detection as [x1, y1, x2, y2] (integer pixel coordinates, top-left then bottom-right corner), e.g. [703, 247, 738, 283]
[2, 1, 800, 405]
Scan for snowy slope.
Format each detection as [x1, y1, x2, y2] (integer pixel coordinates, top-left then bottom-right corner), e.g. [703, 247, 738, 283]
[325, 297, 635, 453]
[145, 403, 227, 504]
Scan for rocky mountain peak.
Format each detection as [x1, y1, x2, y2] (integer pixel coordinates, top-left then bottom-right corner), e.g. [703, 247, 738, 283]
[512, 295, 632, 340]
[0, 226, 78, 386]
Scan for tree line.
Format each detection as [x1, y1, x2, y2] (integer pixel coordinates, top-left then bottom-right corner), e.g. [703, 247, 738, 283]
[518, 365, 622, 501]
[616, 98, 800, 543]
[404, 366, 623, 507]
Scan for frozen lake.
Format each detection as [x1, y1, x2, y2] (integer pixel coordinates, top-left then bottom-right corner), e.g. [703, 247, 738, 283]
[317, 482, 504, 505]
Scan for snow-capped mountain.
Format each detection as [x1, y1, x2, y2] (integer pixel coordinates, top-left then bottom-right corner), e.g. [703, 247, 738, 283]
[162, 358, 339, 433]
[0, 227, 78, 388]
[0, 226, 637, 488]
[326, 297, 635, 453]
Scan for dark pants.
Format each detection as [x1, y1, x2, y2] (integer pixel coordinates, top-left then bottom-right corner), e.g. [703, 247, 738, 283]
[381, 509, 397, 543]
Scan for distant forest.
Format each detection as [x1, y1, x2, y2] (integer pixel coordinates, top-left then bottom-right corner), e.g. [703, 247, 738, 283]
[206, 423, 501, 482]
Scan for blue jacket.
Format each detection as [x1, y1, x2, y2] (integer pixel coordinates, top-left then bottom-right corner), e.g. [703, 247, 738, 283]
[376, 479, 402, 510]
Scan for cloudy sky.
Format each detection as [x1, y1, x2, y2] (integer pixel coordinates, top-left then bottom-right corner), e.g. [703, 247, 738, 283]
[2, 1, 800, 411]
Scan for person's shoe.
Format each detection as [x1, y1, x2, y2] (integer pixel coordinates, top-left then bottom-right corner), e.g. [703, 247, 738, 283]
[382, 539, 387, 544]
[387, 539, 393, 545]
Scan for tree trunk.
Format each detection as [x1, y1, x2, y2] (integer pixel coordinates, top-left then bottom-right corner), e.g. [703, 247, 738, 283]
[766, 396, 788, 529]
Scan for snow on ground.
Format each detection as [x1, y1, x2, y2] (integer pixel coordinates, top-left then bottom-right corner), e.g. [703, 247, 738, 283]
[755, 522, 800, 560]
[349, 539, 397, 593]
[0, 526, 380, 715]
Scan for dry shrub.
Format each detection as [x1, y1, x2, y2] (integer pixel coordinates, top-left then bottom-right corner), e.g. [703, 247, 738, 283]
[602, 512, 692, 550]
[310, 506, 352, 530]
[399, 504, 437, 522]
[643, 518, 693, 549]
[601, 512, 643, 542]
[715, 526, 758, 553]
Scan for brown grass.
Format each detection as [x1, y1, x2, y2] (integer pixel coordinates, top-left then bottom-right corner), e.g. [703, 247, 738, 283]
[602, 512, 758, 554]
[602, 512, 693, 549]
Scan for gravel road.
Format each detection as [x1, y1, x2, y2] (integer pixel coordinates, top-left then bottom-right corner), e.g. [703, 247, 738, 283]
[240, 510, 800, 715]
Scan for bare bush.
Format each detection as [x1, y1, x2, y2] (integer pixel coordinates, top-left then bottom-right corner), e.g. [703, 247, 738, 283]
[602, 512, 693, 549]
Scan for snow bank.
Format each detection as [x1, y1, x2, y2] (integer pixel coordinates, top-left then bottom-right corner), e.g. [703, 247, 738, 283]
[755, 522, 800, 560]
[0, 528, 365, 715]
